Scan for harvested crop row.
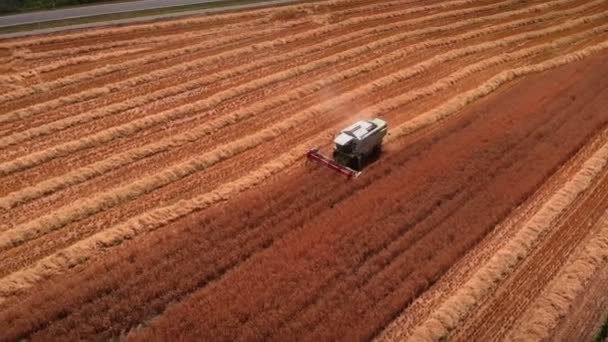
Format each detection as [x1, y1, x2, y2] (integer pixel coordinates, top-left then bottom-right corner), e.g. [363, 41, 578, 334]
[3, 16, 606, 219]
[128, 49, 608, 341]
[21, 27, 241, 63]
[18, 1, 428, 62]
[1, 47, 155, 84]
[3, 37, 607, 300]
[4, 22, 316, 112]
[0, 0, 384, 49]
[2, 0, 595, 180]
[0, 10, 266, 49]
[0, 23, 311, 107]
[4, 3, 580, 164]
[1, 0, 588, 145]
[1, 48, 600, 337]
[5, 0, 580, 147]
[5, 16, 605, 247]
[1, 12, 514, 169]
[0, 1, 428, 102]
[8, 0, 556, 113]
[7, 23, 255, 77]
[374, 120, 608, 342]
[406, 120, 608, 341]
[446, 138, 608, 341]
[220, 52, 608, 340]
[25, 27, 290, 81]
[1, 0, 576, 255]
[367, 17, 608, 118]
[0, 4, 606, 207]
[2, 0, 589, 149]
[0, 0, 529, 124]
[0, 0, 544, 148]
[385, 40, 608, 142]
[539, 252, 608, 341]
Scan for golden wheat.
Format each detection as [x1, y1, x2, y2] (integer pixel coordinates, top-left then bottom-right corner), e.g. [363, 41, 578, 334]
[0, 25, 287, 105]
[9, 48, 151, 81]
[2, 36, 608, 299]
[0, 0, 324, 49]
[368, 18, 608, 117]
[0, 0, 536, 107]
[4, 0, 579, 149]
[9, 9, 602, 208]
[3, 12, 607, 252]
[505, 213, 608, 341]
[0, 0, 532, 123]
[22, 30, 218, 60]
[404, 116, 608, 341]
[2, 0, 597, 179]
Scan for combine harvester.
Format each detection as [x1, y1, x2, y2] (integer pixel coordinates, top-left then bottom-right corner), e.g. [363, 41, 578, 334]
[307, 118, 387, 179]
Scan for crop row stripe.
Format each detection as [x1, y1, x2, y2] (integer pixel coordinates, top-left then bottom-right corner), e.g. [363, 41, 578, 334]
[20, 16, 276, 61]
[0, 0, 367, 48]
[1, 6, 605, 216]
[0, 23, 296, 105]
[0, 0, 564, 130]
[507, 211, 608, 341]
[367, 16, 608, 118]
[402, 122, 608, 342]
[0, 0, 531, 124]
[0, 47, 154, 84]
[1, 17, 607, 250]
[0, 0, 594, 178]
[1, 38, 607, 300]
[0, 0, 539, 111]
[1, 24, 280, 83]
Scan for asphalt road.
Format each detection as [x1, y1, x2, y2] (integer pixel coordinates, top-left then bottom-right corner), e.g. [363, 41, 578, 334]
[0, 0, 232, 28]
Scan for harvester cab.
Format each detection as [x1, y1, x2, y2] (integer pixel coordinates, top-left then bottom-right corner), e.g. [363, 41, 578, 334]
[307, 118, 387, 179]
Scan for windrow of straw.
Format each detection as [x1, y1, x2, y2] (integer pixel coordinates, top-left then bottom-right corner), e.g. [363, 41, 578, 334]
[22, 29, 231, 61]
[367, 17, 608, 117]
[404, 101, 608, 341]
[1, 23, 279, 82]
[0, 23, 292, 105]
[1, 0, 596, 176]
[0, 0, 537, 122]
[386, 40, 608, 144]
[0, 0, 348, 48]
[0, 0, 506, 139]
[7, 48, 151, 80]
[0, 0, 540, 103]
[3, 13, 607, 211]
[506, 213, 608, 341]
[4, 12, 606, 247]
[2, 36, 607, 299]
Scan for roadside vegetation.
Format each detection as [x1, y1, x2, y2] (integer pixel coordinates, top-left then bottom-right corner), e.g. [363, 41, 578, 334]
[0, 0, 118, 14]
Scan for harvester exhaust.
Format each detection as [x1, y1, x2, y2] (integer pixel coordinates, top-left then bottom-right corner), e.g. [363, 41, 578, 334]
[307, 148, 361, 179]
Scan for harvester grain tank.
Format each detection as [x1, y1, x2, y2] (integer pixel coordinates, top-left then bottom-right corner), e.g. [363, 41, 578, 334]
[307, 118, 387, 178]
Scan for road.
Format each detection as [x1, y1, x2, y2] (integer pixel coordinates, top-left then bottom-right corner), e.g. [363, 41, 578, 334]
[0, 0, 238, 28]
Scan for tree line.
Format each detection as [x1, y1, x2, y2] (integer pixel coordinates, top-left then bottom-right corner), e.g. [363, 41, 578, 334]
[0, 0, 106, 14]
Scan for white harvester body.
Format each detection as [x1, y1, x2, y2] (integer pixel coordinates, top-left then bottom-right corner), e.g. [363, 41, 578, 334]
[307, 118, 387, 178]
